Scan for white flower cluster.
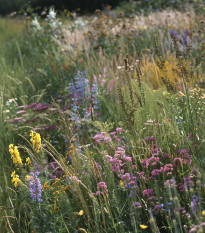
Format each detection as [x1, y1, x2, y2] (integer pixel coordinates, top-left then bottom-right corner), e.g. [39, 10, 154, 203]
[32, 17, 42, 32]
[74, 18, 85, 28]
[45, 7, 62, 29]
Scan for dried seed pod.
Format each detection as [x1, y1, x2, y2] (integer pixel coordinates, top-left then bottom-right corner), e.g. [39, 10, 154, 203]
[95, 9, 100, 14]
[199, 20, 205, 24]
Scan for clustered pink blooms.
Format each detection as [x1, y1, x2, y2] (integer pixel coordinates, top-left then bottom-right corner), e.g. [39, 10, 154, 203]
[184, 176, 194, 188]
[174, 157, 182, 167]
[147, 196, 157, 201]
[116, 127, 122, 134]
[107, 79, 114, 92]
[151, 167, 164, 176]
[174, 155, 192, 167]
[122, 173, 131, 182]
[163, 153, 170, 159]
[163, 164, 173, 176]
[178, 183, 185, 192]
[141, 157, 159, 168]
[143, 189, 153, 198]
[93, 132, 112, 144]
[133, 202, 142, 208]
[152, 145, 160, 156]
[105, 147, 132, 175]
[96, 182, 108, 197]
[183, 153, 192, 165]
[138, 172, 146, 181]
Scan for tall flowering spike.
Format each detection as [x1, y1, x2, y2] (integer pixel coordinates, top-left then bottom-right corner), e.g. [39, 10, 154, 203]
[29, 169, 43, 203]
[30, 131, 42, 153]
[9, 144, 23, 165]
[11, 170, 21, 187]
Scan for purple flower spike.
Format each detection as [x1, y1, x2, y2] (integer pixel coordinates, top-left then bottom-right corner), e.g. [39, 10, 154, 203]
[28, 169, 43, 203]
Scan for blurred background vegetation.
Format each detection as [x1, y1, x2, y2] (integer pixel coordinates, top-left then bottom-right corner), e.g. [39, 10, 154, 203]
[0, 0, 204, 15]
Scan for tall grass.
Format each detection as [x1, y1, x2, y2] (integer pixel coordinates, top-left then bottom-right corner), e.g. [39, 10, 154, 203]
[1, 6, 205, 232]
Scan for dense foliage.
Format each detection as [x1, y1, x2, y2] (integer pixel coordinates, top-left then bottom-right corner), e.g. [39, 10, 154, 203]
[2, 2, 205, 233]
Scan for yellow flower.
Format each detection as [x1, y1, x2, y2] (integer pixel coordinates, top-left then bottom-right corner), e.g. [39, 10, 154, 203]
[30, 131, 42, 153]
[140, 225, 148, 229]
[11, 170, 21, 187]
[25, 175, 31, 181]
[43, 182, 49, 189]
[11, 171, 16, 178]
[120, 180, 124, 187]
[9, 144, 23, 165]
[202, 210, 205, 216]
[26, 157, 31, 165]
[78, 210, 84, 216]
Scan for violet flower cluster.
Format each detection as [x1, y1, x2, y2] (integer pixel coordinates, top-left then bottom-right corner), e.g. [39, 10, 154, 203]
[28, 169, 43, 203]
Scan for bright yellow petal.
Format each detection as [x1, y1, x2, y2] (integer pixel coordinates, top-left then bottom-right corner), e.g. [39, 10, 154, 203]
[140, 225, 148, 229]
[78, 210, 84, 216]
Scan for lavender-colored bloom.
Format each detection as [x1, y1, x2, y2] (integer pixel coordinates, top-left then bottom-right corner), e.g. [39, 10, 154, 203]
[49, 162, 55, 170]
[26, 103, 37, 109]
[191, 194, 199, 212]
[149, 136, 155, 142]
[133, 202, 142, 208]
[49, 174, 56, 179]
[28, 170, 43, 203]
[33, 103, 51, 112]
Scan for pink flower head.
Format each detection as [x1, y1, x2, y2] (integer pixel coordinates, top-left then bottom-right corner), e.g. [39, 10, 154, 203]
[163, 153, 170, 159]
[143, 189, 153, 198]
[123, 155, 132, 162]
[116, 128, 122, 133]
[133, 202, 142, 208]
[141, 159, 149, 168]
[121, 173, 131, 182]
[101, 78, 106, 86]
[174, 158, 182, 167]
[104, 137, 111, 143]
[110, 132, 116, 135]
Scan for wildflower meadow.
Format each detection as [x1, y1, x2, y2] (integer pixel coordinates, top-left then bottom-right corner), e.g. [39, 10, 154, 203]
[2, 1, 205, 232]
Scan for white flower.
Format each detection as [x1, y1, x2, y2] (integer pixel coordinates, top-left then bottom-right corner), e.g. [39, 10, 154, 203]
[46, 7, 57, 21]
[4, 110, 10, 113]
[32, 17, 42, 31]
[74, 18, 85, 28]
[49, 20, 61, 28]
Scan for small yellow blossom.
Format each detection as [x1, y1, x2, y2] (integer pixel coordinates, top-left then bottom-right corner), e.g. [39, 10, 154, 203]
[120, 180, 124, 187]
[202, 210, 205, 216]
[25, 175, 31, 181]
[78, 210, 84, 216]
[26, 157, 31, 165]
[11, 170, 21, 187]
[140, 225, 148, 229]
